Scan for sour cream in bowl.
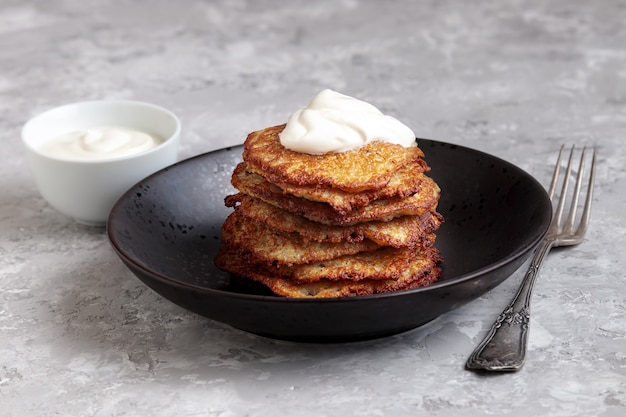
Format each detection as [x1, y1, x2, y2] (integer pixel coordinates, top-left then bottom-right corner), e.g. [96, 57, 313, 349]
[21, 100, 181, 226]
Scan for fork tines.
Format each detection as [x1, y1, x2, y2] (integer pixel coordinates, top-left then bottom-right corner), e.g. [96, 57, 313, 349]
[549, 145, 597, 238]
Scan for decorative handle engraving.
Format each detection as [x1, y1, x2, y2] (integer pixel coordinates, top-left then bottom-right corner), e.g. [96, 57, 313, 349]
[466, 238, 555, 371]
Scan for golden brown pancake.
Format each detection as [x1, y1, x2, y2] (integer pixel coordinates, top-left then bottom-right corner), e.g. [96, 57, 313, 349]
[228, 164, 441, 226]
[249, 246, 441, 282]
[233, 194, 442, 249]
[242, 124, 428, 193]
[221, 210, 380, 266]
[245, 162, 427, 214]
[214, 246, 442, 298]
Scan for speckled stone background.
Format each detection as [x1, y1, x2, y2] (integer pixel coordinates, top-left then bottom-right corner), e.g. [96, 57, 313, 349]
[1, 1, 625, 416]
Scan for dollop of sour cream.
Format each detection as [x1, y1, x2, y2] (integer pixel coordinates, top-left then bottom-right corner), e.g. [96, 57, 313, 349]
[278, 89, 416, 155]
[42, 127, 162, 160]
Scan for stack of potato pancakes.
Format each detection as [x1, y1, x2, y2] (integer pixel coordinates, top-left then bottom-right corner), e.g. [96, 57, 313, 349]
[214, 124, 443, 298]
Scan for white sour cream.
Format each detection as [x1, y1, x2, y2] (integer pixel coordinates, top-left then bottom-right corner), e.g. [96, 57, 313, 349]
[42, 127, 162, 160]
[278, 89, 416, 155]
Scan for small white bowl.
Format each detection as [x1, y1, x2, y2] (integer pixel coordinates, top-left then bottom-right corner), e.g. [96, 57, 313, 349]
[21, 100, 181, 226]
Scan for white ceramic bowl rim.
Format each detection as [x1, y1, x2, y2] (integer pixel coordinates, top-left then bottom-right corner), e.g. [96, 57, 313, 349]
[21, 99, 182, 165]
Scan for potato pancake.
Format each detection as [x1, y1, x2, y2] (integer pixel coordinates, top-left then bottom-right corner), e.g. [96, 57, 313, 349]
[242, 124, 427, 193]
[228, 164, 441, 226]
[232, 194, 442, 249]
[214, 246, 442, 298]
[245, 161, 428, 214]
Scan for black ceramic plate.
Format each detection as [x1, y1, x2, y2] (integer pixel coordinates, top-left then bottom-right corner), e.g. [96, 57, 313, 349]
[107, 139, 552, 343]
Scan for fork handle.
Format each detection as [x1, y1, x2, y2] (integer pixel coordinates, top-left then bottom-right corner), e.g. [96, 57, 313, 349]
[466, 238, 555, 371]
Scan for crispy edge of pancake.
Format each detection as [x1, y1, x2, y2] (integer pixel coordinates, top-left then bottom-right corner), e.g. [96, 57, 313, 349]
[214, 246, 442, 298]
[234, 194, 442, 248]
[221, 210, 380, 266]
[242, 124, 427, 192]
[228, 164, 441, 226]
[245, 161, 427, 214]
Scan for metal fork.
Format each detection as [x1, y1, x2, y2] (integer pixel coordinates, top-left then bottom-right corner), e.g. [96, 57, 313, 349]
[466, 145, 597, 372]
